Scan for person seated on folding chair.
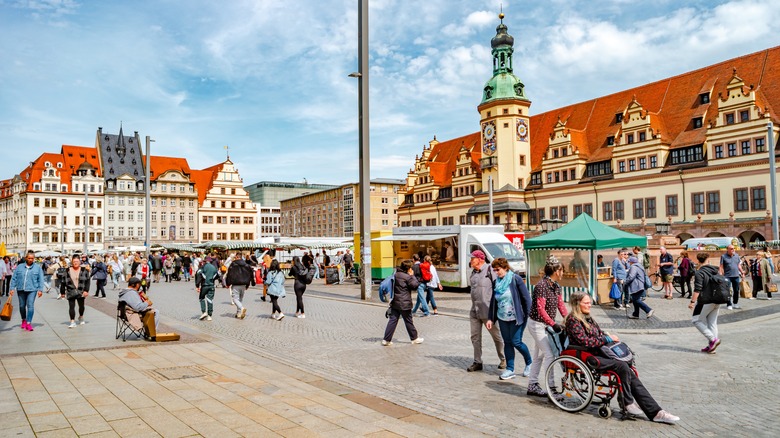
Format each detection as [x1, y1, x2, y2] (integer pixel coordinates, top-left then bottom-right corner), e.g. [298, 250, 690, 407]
[119, 277, 159, 339]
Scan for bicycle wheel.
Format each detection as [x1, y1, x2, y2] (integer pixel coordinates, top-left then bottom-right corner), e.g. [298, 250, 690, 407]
[545, 356, 594, 413]
[650, 273, 664, 292]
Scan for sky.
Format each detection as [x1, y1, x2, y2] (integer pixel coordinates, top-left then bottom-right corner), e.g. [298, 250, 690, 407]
[2, 0, 780, 186]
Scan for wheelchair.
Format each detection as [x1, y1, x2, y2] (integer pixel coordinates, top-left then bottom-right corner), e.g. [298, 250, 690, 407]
[544, 345, 637, 419]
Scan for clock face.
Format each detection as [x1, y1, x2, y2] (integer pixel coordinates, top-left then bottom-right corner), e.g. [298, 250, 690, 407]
[482, 121, 497, 155]
[516, 119, 528, 142]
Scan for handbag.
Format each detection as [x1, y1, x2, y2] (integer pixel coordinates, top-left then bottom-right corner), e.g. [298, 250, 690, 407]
[0, 296, 13, 321]
[767, 283, 778, 293]
[609, 283, 622, 300]
[600, 341, 634, 363]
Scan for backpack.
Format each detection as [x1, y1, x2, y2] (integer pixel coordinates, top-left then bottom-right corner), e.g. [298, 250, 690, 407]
[378, 275, 395, 303]
[304, 267, 315, 284]
[420, 262, 432, 282]
[703, 274, 731, 304]
[642, 252, 650, 270]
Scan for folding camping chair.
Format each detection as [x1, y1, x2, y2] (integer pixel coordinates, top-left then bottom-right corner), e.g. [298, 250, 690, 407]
[116, 301, 146, 341]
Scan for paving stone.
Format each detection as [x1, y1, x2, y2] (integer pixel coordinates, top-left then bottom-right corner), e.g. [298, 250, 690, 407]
[67, 414, 113, 436]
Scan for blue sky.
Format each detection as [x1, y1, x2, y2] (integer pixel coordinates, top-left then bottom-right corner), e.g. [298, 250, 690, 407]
[1, 0, 779, 185]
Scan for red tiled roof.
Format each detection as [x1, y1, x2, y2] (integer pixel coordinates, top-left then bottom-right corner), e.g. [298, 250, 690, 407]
[423, 132, 481, 187]
[427, 46, 780, 174]
[190, 162, 224, 207]
[150, 156, 191, 181]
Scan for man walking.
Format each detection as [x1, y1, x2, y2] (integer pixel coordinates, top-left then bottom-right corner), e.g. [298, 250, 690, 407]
[611, 249, 628, 309]
[382, 260, 424, 346]
[225, 253, 254, 319]
[467, 250, 506, 372]
[195, 260, 219, 321]
[343, 249, 353, 279]
[689, 252, 722, 353]
[719, 245, 744, 310]
[410, 254, 430, 317]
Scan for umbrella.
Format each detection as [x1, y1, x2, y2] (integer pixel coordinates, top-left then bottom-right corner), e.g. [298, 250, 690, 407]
[35, 250, 63, 257]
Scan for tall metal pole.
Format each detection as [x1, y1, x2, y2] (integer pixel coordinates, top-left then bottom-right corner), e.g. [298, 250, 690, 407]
[145, 136, 153, 259]
[488, 175, 494, 225]
[357, 0, 371, 299]
[60, 201, 65, 254]
[767, 122, 778, 240]
[83, 187, 88, 254]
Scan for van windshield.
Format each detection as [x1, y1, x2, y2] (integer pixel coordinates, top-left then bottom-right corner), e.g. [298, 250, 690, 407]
[483, 242, 524, 261]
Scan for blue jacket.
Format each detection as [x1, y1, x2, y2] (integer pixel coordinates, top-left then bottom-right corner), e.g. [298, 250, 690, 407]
[488, 272, 531, 326]
[612, 258, 627, 281]
[625, 264, 647, 294]
[9, 262, 45, 292]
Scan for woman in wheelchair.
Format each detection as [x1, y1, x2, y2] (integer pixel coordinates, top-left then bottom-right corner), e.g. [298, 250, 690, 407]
[561, 292, 679, 424]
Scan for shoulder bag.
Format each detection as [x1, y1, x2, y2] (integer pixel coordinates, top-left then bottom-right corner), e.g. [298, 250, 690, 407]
[0, 296, 13, 321]
[600, 341, 634, 363]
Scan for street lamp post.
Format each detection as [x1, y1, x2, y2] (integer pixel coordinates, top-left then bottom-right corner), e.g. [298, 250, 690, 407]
[349, 0, 371, 300]
[145, 136, 154, 259]
[83, 185, 88, 254]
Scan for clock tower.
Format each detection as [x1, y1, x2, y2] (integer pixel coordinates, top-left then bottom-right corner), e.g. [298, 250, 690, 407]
[477, 13, 531, 191]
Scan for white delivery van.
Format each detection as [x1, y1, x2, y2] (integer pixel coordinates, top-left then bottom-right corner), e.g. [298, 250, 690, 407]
[373, 225, 526, 288]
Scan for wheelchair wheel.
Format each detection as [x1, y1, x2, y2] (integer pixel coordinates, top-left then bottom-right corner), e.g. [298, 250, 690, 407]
[598, 404, 612, 418]
[545, 356, 594, 413]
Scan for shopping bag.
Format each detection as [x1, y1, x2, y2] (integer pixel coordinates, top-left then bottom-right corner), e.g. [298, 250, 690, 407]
[609, 283, 622, 300]
[767, 283, 778, 294]
[0, 297, 13, 321]
[739, 280, 752, 299]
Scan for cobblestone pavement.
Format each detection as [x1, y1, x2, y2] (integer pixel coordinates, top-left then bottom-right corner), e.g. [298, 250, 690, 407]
[136, 278, 780, 437]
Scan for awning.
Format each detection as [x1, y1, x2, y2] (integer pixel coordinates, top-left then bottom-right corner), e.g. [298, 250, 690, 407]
[372, 234, 457, 242]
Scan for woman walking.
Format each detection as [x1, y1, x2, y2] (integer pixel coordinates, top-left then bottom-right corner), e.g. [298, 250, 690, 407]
[486, 257, 532, 380]
[3, 256, 13, 296]
[265, 259, 287, 320]
[163, 257, 174, 282]
[678, 251, 694, 299]
[626, 256, 654, 319]
[752, 251, 774, 300]
[91, 256, 108, 298]
[60, 255, 91, 328]
[108, 254, 123, 289]
[8, 251, 45, 331]
[289, 256, 308, 318]
[526, 256, 568, 397]
[426, 255, 442, 315]
[382, 260, 424, 346]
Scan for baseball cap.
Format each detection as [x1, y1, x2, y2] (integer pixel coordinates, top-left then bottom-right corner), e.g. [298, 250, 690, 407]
[128, 277, 142, 286]
[470, 250, 486, 261]
[628, 256, 639, 264]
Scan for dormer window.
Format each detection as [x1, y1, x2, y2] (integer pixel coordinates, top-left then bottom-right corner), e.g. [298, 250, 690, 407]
[561, 148, 568, 157]
[740, 110, 749, 122]
[627, 134, 634, 144]
[607, 136, 615, 146]
[639, 132, 646, 142]
[693, 117, 703, 129]
[553, 149, 559, 158]
[725, 113, 735, 125]
[615, 113, 623, 123]
[700, 93, 710, 104]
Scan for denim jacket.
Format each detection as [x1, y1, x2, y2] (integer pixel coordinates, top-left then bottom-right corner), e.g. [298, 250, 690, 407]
[612, 258, 627, 281]
[9, 262, 45, 292]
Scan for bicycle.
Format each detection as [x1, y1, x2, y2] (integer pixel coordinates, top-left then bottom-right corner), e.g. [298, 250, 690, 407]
[649, 271, 681, 294]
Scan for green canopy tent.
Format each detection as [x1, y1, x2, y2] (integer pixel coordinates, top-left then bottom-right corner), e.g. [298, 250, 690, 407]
[524, 214, 647, 303]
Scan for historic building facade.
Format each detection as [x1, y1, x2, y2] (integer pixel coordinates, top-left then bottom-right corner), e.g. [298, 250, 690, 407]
[95, 126, 147, 249]
[399, 15, 779, 245]
[192, 158, 257, 242]
[279, 178, 404, 238]
[149, 156, 199, 244]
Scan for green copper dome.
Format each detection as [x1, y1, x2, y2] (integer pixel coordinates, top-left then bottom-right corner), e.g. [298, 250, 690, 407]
[481, 14, 528, 105]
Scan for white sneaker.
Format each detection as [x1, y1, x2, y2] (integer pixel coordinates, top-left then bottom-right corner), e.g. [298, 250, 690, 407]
[381, 340, 393, 346]
[199, 312, 208, 320]
[277, 313, 285, 320]
[79, 318, 85, 325]
[727, 305, 733, 310]
[297, 313, 306, 319]
[625, 402, 644, 416]
[411, 337, 424, 344]
[206, 316, 212, 321]
[653, 410, 679, 424]
[68, 321, 76, 328]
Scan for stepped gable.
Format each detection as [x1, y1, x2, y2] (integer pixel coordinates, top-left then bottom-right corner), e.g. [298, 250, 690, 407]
[528, 46, 780, 171]
[424, 132, 480, 187]
[190, 162, 223, 207]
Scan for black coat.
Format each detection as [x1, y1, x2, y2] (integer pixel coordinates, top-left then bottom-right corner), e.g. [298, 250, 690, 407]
[390, 270, 420, 311]
[225, 259, 253, 286]
[59, 267, 91, 299]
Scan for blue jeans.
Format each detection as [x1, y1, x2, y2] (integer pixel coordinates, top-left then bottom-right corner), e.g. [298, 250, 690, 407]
[426, 285, 438, 310]
[17, 291, 37, 323]
[498, 319, 532, 372]
[631, 291, 652, 317]
[412, 283, 430, 315]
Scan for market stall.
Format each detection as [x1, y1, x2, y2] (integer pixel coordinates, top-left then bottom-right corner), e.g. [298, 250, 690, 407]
[524, 214, 647, 304]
